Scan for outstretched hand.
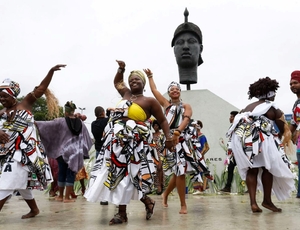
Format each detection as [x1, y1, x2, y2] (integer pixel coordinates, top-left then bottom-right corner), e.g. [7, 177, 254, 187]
[116, 60, 125, 69]
[143, 68, 152, 77]
[50, 64, 67, 72]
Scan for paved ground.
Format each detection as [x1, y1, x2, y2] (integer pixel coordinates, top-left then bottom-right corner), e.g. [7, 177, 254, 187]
[1, 191, 299, 230]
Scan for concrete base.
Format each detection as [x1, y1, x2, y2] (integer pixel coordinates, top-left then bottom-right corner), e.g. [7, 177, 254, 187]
[1, 190, 299, 230]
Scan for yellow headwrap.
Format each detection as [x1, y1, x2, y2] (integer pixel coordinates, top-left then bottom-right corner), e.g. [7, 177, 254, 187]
[128, 70, 146, 87]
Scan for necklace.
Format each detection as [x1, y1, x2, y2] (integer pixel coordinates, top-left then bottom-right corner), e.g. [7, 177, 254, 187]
[170, 100, 181, 105]
[130, 93, 143, 101]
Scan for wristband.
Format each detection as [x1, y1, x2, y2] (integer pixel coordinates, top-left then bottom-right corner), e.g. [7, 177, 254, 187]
[173, 130, 181, 136]
[175, 129, 181, 134]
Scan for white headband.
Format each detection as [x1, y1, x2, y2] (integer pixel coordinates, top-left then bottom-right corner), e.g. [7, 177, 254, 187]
[167, 81, 181, 92]
[256, 91, 276, 99]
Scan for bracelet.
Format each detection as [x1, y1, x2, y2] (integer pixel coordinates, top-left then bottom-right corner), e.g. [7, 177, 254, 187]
[173, 130, 180, 136]
[118, 68, 125, 74]
[147, 74, 153, 78]
[175, 129, 181, 134]
[183, 115, 191, 120]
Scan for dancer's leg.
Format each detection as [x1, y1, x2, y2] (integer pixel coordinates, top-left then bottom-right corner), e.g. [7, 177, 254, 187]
[140, 195, 155, 220]
[176, 174, 187, 214]
[162, 174, 176, 207]
[246, 168, 261, 212]
[261, 168, 281, 212]
[109, 205, 128, 225]
[20, 190, 39, 219]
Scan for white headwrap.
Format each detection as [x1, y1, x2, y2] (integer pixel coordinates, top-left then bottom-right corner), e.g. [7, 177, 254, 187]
[167, 81, 181, 92]
[256, 91, 276, 99]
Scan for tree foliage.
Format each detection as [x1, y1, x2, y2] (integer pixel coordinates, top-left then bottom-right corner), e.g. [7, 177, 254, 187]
[30, 96, 64, 120]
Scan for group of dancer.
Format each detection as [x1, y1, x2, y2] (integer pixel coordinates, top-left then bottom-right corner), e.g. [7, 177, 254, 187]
[84, 60, 212, 224]
[0, 60, 298, 225]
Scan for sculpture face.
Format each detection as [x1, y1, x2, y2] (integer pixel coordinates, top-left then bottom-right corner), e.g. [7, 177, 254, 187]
[174, 32, 202, 68]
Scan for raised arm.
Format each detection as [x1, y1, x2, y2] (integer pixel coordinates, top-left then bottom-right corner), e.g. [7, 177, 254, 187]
[24, 64, 66, 105]
[114, 60, 130, 97]
[144, 68, 169, 108]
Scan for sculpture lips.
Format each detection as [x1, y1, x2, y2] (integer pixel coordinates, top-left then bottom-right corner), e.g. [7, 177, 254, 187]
[181, 52, 191, 58]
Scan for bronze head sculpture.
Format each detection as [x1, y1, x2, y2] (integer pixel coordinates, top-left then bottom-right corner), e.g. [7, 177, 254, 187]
[172, 8, 203, 88]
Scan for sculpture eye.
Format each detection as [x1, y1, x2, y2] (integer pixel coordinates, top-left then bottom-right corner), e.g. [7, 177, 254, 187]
[188, 38, 197, 44]
[175, 39, 184, 45]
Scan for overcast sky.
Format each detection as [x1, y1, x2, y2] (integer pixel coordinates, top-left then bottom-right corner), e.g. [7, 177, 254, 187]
[1, 0, 299, 127]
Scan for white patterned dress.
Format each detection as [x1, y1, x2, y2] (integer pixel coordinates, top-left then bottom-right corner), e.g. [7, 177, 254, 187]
[162, 103, 210, 183]
[84, 100, 158, 205]
[0, 109, 53, 192]
[226, 101, 295, 200]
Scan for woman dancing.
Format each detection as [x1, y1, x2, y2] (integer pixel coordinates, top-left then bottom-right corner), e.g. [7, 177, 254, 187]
[84, 60, 174, 225]
[226, 77, 295, 212]
[0, 64, 65, 218]
[146, 69, 210, 214]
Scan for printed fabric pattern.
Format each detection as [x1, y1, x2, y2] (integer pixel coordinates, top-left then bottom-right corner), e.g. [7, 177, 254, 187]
[0, 110, 52, 190]
[89, 100, 158, 196]
[162, 103, 205, 182]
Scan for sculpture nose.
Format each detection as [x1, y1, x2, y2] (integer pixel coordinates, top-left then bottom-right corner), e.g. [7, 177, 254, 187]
[183, 41, 189, 50]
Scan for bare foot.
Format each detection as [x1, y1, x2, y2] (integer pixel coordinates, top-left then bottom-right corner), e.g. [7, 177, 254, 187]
[55, 196, 63, 202]
[251, 204, 262, 213]
[179, 205, 187, 214]
[261, 202, 282, 212]
[63, 198, 76, 203]
[161, 193, 168, 207]
[21, 209, 40, 219]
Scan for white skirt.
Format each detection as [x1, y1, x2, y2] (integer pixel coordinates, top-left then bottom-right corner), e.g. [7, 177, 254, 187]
[231, 133, 295, 201]
[84, 163, 142, 205]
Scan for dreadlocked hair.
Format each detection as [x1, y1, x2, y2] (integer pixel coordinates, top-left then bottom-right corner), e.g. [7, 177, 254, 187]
[44, 88, 60, 119]
[248, 77, 279, 99]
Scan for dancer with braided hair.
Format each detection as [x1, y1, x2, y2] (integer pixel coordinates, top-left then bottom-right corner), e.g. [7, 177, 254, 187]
[227, 77, 295, 213]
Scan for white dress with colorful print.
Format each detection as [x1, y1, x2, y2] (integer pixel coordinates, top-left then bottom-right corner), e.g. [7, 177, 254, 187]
[227, 101, 295, 200]
[0, 109, 53, 190]
[85, 100, 158, 205]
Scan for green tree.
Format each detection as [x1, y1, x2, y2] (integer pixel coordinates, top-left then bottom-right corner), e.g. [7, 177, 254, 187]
[30, 96, 64, 120]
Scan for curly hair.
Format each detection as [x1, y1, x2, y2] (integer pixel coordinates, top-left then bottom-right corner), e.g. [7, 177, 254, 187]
[248, 77, 279, 99]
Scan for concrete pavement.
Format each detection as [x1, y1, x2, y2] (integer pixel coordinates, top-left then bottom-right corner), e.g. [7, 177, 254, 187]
[1, 191, 299, 230]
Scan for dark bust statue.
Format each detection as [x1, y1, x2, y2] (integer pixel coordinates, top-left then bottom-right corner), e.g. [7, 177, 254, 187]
[171, 8, 203, 88]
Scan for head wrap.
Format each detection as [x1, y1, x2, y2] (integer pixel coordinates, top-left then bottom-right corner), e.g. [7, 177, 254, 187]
[64, 101, 77, 113]
[128, 70, 146, 87]
[167, 81, 181, 92]
[291, 70, 300, 83]
[256, 91, 276, 99]
[0, 78, 20, 99]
